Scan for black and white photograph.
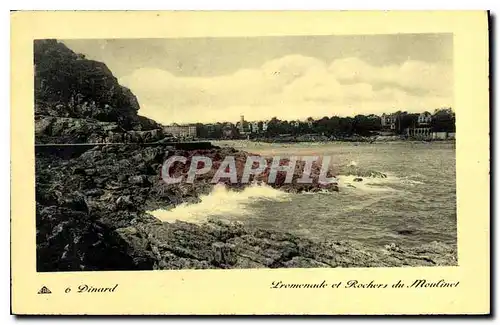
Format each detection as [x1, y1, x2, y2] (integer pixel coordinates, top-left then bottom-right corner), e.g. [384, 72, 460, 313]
[34, 34, 458, 272]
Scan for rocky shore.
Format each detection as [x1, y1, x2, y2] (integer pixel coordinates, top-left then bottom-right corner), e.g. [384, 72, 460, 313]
[35, 39, 456, 272]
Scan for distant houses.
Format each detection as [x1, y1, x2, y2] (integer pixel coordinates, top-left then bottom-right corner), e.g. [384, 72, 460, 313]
[370, 110, 453, 140]
[417, 111, 432, 125]
[262, 121, 269, 132]
[251, 121, 259, 133]
[222, 122, 237, 139]
[164, 108, 455, 141]
[234, 116, 310, 137]
[236, 115, 247, 135]
[163, 124, 197, 139]
[381, 113, 398, 131]
[404, 111, 432, 138]
[236, 115, 270, 135]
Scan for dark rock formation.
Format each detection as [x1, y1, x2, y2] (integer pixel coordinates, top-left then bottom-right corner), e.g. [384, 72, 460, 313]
[34, 39, 164, 143]
[35, 143, 342, 271]
[142, 218, 455, 269]
[396, 229, 416, 236]
[35, 40, 138, 127]
[35, 115, 171, 144]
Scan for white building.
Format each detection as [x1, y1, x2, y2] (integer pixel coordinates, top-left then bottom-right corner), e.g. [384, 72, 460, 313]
[163, 125, 197, 138]
[432, 132, 456, 140]
[406, 127, 432, 138]
[381, 113, 397, 130]
[262, 121, 269, 131]
[432, 132, 447, 140]
[251, 121, 259, 133]
[238, 115, 246, 134]
[418, 112, 432, 125]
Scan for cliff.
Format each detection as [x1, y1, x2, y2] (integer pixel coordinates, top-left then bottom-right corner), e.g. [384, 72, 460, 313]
[34, 39, 164, 143]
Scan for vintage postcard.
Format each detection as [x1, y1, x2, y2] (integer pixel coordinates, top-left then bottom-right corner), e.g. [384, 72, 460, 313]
[11, 11, 489, 315]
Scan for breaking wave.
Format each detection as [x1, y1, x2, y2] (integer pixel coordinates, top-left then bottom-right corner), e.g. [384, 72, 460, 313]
[148, 183, 290, 223]
[335, 161, 422, 192]
[337, 173, 425, 192]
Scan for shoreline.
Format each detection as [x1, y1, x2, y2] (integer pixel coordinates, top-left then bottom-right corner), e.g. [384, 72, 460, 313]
[210, 139, 456, 146]
[200, 138, 456, 143]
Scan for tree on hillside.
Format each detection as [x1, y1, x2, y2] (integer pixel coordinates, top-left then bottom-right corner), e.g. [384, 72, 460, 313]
[352, 114, 382, 136]
[431, 108, 455, 132]
[266, 117, 281, 136]
[315, 116, 330, 135]
[399, 113, 419, 133]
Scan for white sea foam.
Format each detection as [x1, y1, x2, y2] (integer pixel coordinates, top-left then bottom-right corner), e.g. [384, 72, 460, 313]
[337, 174, 400, 192]
[300, 189, 337, 195]
[148, 183, 290, 223]
[400, 178, 425, 185]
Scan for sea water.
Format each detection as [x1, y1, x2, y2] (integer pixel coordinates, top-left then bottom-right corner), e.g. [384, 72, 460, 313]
[149, 141, 456, 249]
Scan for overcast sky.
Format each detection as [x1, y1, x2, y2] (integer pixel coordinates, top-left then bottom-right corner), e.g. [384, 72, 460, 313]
[62, 34, 453, 124]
